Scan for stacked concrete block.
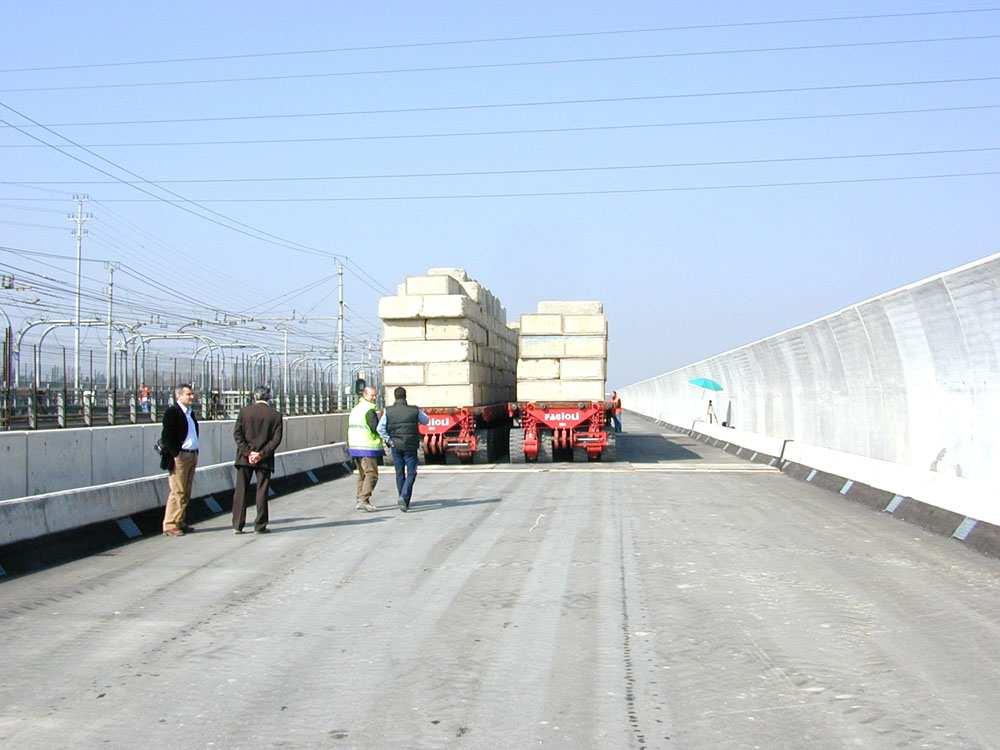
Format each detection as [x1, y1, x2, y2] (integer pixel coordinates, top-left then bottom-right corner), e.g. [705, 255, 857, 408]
[380, 268, 518, 407]
[517, 301, 608, 402]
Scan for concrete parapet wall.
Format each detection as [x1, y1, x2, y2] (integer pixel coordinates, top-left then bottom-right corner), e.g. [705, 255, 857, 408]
[27, 428, 93, 497]
[0, 442, 350, 546]
[623, 253, 1000, 526]
[91, 425, 144, 486]
[0, 433, 28, 500]
[324, 413, 347, 445]
[0, 412, 348, 502]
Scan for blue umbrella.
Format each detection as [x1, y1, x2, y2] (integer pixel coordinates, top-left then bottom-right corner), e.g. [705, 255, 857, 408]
[688, 377, 723, 392]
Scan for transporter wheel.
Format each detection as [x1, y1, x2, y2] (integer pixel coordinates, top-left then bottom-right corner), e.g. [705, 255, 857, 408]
[419, 446, 445, 465]
[537, 431, 554, 464]
[572, 447, 591, 463]
[473, 428, 490, 464]
[509, 428, 526, 464]
[444, 450, 462, 465]
[601, 434, 618, 463]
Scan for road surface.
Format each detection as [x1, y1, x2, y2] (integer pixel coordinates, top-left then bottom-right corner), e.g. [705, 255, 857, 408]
[1, 413, 998, 748]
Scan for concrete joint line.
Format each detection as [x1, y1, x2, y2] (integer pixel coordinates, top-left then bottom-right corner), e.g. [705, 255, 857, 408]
[953, 517, 978, 541]
[204, 495, 223, 514]
[735, 447, 742, 456]
[750, 452, 758, 461]
[115, 517, 142, 539]
[806, 469, 817, 482]
[840, 479, 854, 495]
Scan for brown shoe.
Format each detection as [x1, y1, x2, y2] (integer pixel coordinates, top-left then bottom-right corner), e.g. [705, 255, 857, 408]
[163, 528, 184, 537]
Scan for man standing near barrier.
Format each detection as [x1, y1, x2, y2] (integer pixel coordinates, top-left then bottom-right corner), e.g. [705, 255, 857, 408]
[160, 383, 199, 537]
[377, 386, 429, 513]
[232, 386, 284, 534]
[348, 386, 382, 513]
[610, 391, 623, 433]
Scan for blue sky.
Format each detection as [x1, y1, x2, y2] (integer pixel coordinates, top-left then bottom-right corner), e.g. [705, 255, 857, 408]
[1, 1, 998, 386]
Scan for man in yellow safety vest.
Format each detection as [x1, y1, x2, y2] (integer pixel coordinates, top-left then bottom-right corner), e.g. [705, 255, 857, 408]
[347, 386, 383, 512]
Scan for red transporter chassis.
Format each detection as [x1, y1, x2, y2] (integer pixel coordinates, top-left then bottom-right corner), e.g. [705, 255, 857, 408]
[419, 404, 510, 462]
[508, 401, 612, 462]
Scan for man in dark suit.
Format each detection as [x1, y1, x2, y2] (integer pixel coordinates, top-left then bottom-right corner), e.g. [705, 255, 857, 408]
[160, 383, 200, 537]
[232, 385, 284, 534]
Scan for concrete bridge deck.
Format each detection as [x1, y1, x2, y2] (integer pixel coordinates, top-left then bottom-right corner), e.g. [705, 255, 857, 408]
[1, 413, 998, 749]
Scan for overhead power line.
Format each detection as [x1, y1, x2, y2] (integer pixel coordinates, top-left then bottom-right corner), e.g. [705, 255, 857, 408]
[0, 202, 69, 213]
[4, 170, 991, 203]
[4, 145, 998, 185]
[3, 33, 997, 94]
[0, 218, 68, 230]
[2, 103, 996, 149]
[1, 247, 374, 345]
[0, 100, 394, 294]
[3, 74, 998, 129]
[3, 7, 998, 74]
[0, 99, 343, 261]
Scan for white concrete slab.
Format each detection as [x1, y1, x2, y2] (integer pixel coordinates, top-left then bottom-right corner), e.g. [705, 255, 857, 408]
[0, 432, 28, 501]
[26, 428, 93, 496]
[91, 425, 145, 485]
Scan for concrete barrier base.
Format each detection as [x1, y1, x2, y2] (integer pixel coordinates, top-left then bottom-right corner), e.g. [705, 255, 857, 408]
[0, 443, 353, 578]
[658, 418, 1000, 560]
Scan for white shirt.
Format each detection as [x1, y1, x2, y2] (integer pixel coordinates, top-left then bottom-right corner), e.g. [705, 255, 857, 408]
[179, 403, 199, 451]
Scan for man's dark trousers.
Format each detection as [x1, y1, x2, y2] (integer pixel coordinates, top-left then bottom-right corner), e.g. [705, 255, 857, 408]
[392, 448, 419, 505]
[233, 465, 270, 531]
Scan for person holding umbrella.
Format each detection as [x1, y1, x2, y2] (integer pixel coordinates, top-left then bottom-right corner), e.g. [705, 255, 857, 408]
[689, 378, 724, 424]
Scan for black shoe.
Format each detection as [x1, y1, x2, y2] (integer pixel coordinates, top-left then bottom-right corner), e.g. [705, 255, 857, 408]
[255, 527, 270, 534]
[397, 496, 408, 513]
[233, 528, 244, 535]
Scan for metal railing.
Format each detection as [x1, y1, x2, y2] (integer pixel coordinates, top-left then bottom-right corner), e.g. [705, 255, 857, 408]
[0, 343, 347, 430]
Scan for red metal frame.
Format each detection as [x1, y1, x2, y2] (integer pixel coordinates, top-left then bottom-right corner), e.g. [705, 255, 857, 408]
[510, 401, 610, 460]
[419, 404, 509, 460]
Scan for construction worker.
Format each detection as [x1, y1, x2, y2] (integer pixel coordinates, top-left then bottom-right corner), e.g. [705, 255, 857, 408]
[610, 390, 623, 433]
[347, 386, 382, 512]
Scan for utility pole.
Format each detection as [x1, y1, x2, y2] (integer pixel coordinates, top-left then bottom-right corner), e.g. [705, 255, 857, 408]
[336, 261, 345, 410]
[68, 194, 91, 392]
[105, 262, 118, 391]
[282, 328, 289, 406]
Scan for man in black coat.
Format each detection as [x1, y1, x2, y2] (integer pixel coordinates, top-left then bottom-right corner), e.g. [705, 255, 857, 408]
[232, 385, 284, 534]
[377, 386, 429, 513]
[160, 383, 200, 537]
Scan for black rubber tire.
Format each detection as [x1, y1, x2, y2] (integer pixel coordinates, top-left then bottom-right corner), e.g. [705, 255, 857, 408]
[537, 431, 554, 463]
[487, 426, 510, 463]
[473, 428, 490, 464]
[601, 434, 617, 462]
[419, 446, 444, 465]
[444, 450, 462, 465]
[573, 447, 590, 463]
[509, 428, 526, 464]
